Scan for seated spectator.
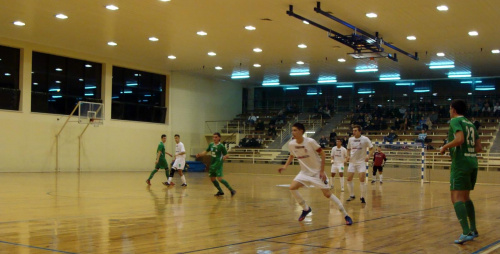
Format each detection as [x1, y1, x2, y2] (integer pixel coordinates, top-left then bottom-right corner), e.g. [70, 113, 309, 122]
[239, 136, 249, 147]
[255, 119, 265, 131]
[322, 107, 331, 118]
[383, 130, 398, 143]
[472, 104, 480, 117]
[425, 117, 433, 130]
[247, 113, 257, 125]
[379, 117, 388, 130]
[494, 102, 500, 117]
[329, 129, 337, 146]
[472, 117, 480, 130]
[319, 136, 328, 148]
[342, 136, 348, 148]
[415, 129, 428, 148]
[415, 117, 428, 131]
[268, 124, 277, 137]
[392, 117, 402, 130]
[482, 103, 492, 116]
[429, 111, 438, 124]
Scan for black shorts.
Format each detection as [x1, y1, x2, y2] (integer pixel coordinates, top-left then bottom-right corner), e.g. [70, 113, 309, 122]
[373, 166, 383, 174]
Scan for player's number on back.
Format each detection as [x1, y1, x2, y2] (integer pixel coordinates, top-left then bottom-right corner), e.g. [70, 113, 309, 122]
[466, 126, 475, 147]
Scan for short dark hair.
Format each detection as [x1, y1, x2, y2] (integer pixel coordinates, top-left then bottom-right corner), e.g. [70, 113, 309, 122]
[213, 132, 221, 137]
[336, 138, 343, 142]
[451, 99, 467, 115]
[352, 125, 362, 131]
[174, 134, 180, 138]
[161, 134, 166, 138]
[292, 122, 306, 133]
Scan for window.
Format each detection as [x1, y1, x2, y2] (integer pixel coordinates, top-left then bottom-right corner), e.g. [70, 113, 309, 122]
[111, 66, 167, 123]
[0, 45, 20, 110]
[31, 52, 102, 114]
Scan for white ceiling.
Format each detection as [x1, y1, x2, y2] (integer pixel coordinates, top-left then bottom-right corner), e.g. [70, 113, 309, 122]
[1, 0, 499, 86]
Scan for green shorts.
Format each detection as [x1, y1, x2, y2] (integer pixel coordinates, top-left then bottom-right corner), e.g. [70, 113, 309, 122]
[209, 165, 223, 177]
[156, 158, 168, 169]
[450, 165, 477, 191]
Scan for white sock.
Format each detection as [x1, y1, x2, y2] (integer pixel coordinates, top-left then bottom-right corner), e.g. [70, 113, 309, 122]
[167, 177, 172, 183]
[340, 177, 344, 189]
[331, 177, 335, 186]
[372, 175, 377, 181]
[347, 181, 354, 197]
[181, 175, 186, 184]
[290, 190, 309, 211]
[329, 194, 348, 216]
[359, 182, 365, 198]
[379, 174, 383, 182]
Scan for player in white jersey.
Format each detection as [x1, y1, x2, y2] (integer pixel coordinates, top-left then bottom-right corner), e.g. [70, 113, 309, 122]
[346, 125, 373, 204]
[163, 134, 187, 187]
[330, 138, 347, 191]
[278, 123, 353, 225]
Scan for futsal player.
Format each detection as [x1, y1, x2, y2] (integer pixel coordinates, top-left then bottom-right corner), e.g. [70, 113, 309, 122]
[371, 146, 387, 184]
[330, 138, 347, 191]
[146, 134, 173, 185]
[346, 125, 373, 204]
[163, 134, 187, 187]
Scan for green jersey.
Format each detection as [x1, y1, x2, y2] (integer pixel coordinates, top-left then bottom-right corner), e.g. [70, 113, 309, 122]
[448, 116, 479, 169]
[157, 142, 166, 160]
[206, 142, 227, 169]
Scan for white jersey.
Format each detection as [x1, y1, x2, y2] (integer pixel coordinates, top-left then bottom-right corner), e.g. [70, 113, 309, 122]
[347, 135, 373, 165]
[331, 146, 347, 165]
[288, 137, 322, 177]
[175, 142, 186, 159]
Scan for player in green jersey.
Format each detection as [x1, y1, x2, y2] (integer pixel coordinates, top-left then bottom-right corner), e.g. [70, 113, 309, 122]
[196, 132, 236, 197]
[440, 99, 482, 244]
[146, 134, 172, 185]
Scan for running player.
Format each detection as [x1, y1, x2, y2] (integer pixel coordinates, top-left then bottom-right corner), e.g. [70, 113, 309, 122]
[330, 138, 347, 191]
[371, 146, 387, 184]
[346, 125, 373, 204]
[439, 99, 481, 244]
[278, 123, 353, 225]
[196, 132, 236, 197]
[163, 134, 187, 187]
[146, 134, 173, 185]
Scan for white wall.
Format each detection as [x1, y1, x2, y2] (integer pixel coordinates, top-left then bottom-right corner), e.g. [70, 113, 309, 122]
[0, 39, 243, 172]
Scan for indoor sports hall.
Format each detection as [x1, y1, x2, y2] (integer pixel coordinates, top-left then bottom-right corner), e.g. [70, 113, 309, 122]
[1, 1, 499, 253]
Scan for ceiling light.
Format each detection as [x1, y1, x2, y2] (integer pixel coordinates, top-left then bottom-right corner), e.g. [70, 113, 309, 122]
[290, 72, 310, 76]
[149, 37, 159, 41]
[468, 31, 478, 36]
[298, 44, 307, 48]
[448, 72, 471, 78]
[33, 82, 38, 85]
[78, 79, 84, 81]
[55, 14, 68, 19]
[167, 55, 176, 59]
[296, 61, 304, 65]
[492, 49, 500, 54]
[395, 83, 415, 86]
[429, 64, 455, 69]
[285, 87, 299, 90]
[336, 85, 353, 88]
[231, 75, 250, 79]
[106, 5, 119, 10]
[379, 75, 401, 81]
[208, 52, 216, 56]
[253, 64, 261, 67]
[262, 82, 280, 86]
[5, 73, 11, 76]
[436, 52, 445, 57]
[460, 80, 481, 84]
[475, 86, 495, 91]
[245, 26, 256, 30]
[366, 13, 377, 18]
[436, 5, 448, 11]
[197, 31, 207, 36]
[13, 21, 25, 26]
[468, 92, 472, 95]
[338, 58, 346, 62]
[406, 36, 416, 40]
[215, 66, 222, 70]
[414, 89, 430, 93]
[318, 79, 337, 84]
[55, 68, 63, 71]
[253, 48, 262, 52]
[107, 41, 117, 46]
[159, 0, 171, 2]
[355, 68, 378, 72]
[303, 20, 309, 25]
[85, 64, 92, 68]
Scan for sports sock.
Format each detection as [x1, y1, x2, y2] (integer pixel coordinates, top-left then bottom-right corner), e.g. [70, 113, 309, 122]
[165, 169, 170, 179]
[181, 175, 186, 184]
[148, 169, 158, 180]
[329, 194, 348, 216]
[169, 169, 175, 177]
[331, 177, 335, 187]
[212, 180, 223, 192]
[359, 182, 365, 198]
[167, 177, 172, 183]
[362, 181, 367, 197]
[379, 174, 383, 182]
[340, 177, 344, 189]
[347, 181, 354, 196]
[454, 201, 470, 235]
[290, 190, 309, 211]
[465, 200, 476, 231]
[220, 179, 233, 191]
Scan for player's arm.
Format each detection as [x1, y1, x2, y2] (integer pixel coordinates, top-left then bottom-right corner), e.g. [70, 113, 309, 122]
[346, 148, 351, 162]
[318, 148, 327, 181]
[475, 136, 482, 153]
[278, 155, 295, 173]
[156, 150, 161, 163]
[383, 154, 387, 166]
[330, 149, 334, 163]
[196, 150, 208, 158]
[166, 152, 173, 157]
[222, 146, 229, 160]
[366, 146, 374, 162]
[440, 131, 464, 154]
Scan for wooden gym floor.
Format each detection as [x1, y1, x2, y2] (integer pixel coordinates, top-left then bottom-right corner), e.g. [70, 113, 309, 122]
[0, 171, 499, 254]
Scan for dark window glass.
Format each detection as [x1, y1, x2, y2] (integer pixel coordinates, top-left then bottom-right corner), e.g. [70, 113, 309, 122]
[31, 52, 102, 114]
[0, 45, 21, 110]
[111, 66, 167, 123]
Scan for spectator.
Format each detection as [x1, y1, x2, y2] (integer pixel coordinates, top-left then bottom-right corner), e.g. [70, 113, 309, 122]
[472, 104, 480, 117]
[425, 117, 433, 130]
[429, 111, 438, 124]
[268, 124, 277, 137]
[392, 117, 402, 130]
[342, 136, 348, 148]
[494, 102, 500, 117]
[379, 117, 388, 130]
[247, 113, 257, 125]
[255, 119, 265, 131]
[383, 129, 399, 143]
[415, 129, 428, 148]
[319, 136, 328, 148]
[472, 117, 481, 130]
[482, 103, 491, 116]
[329, 129, 338, 146]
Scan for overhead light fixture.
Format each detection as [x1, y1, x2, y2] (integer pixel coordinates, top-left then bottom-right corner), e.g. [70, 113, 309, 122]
[167, 55, 176, 59]
[285, 86, 299, 90]
[358, 90, 375, 94]
[436, 5, 448, 11]
[318, 79, 337, 84]
[55, 14, 68, 19]
[379, 75, 401, 81]
[338, 58, 346, 62]
[197, 31, 207, 36]
[475, 86, 495, 91]
[468, 31, 479, 36]
[262, 82, 279, 86]
[159, 0, 171, 2]
[429, 64, 455, 69]
[355, 68, 378, 72]
[460, 80, 482, 84]
[107, 41, 117, 46]
[55, 68, 63, 72]
[85, 64, 92, 68]
[290, 72, 310, 76]
[208, 52, 216, 56]
[468, 92, 472, 95]
[231, 75, 250, 79]
[336, 85, 353, 88]
[4, 73, 11, 76]
[253, 48, 262, 52]
[432, 93, 438, 96]
[105, 5, 119, 10]
[395, 82, 415, 86]
[303, 20, 309, 25]
[414, 89, 430, 93]
[448, 72, 471, 78]
[338, 95, 342, 99]
[366, 13, 378, 18]
[296, 61, 304, 65]
[298, 44, 307, 48]
[436, 52, 445, 57]
[406, 36, 416, 40]
[215, 66, 222, 70]
[253, 64, 261, 67]
[13, 21, 25, 26]
[85, 86, 97, 90]
[52, 95, 62, 98]
[491, 49, 500, 54]
[245, 26, 256, 30]
[149, 37, 159, 41]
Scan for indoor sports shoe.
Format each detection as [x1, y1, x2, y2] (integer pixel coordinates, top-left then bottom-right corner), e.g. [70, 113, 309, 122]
[181, 183, 187, 187]
[341, 187, 344, 192]
[146, 179, 151, 185]
[230, 189, 237, 196]
[298, 207, 312, 221]
[345, 215, 353, 225]
[162, 182, 170, 186]
[214, 191, 224, 196]
[360, 197, 366, 204]
[347, 196, 355, 201]
[454, 233, 474, 244]
[471, 230, 479, 238]
[380, 181, 383, 184]
[371, 180, 376, 184]
[170, 182, 176, 186]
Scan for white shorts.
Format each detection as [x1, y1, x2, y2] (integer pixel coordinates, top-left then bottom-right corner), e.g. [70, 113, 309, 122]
[293, 172, 330, 189]
[331, 164, 345, 173]
[172, 158, 186, 170]
[348, 163, 367, 173]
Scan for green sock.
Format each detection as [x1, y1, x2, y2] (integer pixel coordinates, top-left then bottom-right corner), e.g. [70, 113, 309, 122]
[454, 201, 470, 235]
[465, 200, 476, 232]
[212, 180, 223, 192]
[164, 169, 169, 178]
[220, 179, 233, 191]
[148, 169, 158, 180]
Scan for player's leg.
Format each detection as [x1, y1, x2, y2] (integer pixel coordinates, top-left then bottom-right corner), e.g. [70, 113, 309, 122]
[162, 167, 175, 186]
[339, 171, 345, 191]
[217, 176, 236, 196]
[371, 166, 377, 183]
[146, 167, 160, 185]
[321, 188, 352, 225]
[346, 165, 355, 201]
[466, 168, 478, 237]
[450, 167, 474, 244]
[178, 170, 187, 186]
[359, 165, 367, 203]
[209, 166, 225, 196]
[379, 167, 383, 183]
[330, 169, 336, 189]
[289, 180, 311, 221]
